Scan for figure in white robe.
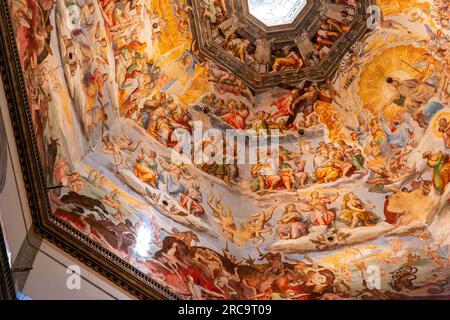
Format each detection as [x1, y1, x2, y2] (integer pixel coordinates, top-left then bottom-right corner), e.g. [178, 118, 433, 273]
[387, 77, 436, 116]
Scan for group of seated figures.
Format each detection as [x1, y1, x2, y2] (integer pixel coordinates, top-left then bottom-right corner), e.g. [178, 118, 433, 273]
[201, 94, 250, 130]
[250, 139, 365, 194]
[202, 0, 356, 73]
[136, 91, 193, 147]
[201, 84, 324, 134]
[277, 191, 378, 240]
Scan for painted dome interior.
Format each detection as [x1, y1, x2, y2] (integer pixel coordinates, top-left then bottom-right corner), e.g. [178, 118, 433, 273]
[4, 0, 450, 299]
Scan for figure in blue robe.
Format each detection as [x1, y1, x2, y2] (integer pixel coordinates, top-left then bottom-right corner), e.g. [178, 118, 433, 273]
[378, 113, 414, 148]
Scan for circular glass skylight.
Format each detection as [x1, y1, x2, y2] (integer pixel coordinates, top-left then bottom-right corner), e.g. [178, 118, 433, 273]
[248, 0, 307, 27]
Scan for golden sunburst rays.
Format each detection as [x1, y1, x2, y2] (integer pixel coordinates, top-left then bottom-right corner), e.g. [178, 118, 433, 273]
[431, 110, 450, 138]
[358, 45, 439, 120]
[376, 0, 430, 16]
[178, 78, 211, 105]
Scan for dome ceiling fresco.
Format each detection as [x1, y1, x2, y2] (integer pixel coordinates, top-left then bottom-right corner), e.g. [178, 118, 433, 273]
[3, 0, 450, 299]
[190, 0, 372, 90]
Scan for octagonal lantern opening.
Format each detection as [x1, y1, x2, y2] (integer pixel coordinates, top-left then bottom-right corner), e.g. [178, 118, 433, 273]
[247, 0, 308, 27]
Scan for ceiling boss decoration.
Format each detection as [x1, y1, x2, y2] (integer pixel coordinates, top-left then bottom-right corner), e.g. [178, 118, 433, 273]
[190, 0, 373, 90]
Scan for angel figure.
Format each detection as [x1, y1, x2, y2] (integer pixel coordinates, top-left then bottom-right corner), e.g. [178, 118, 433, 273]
[339, 193, 378, 228]
[102, 136, 123, 173]
[207, 193, 276, 245]
[207, 193, 237, 241]
[245, 205, 277, 245]
[297, 191, 339, 227]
